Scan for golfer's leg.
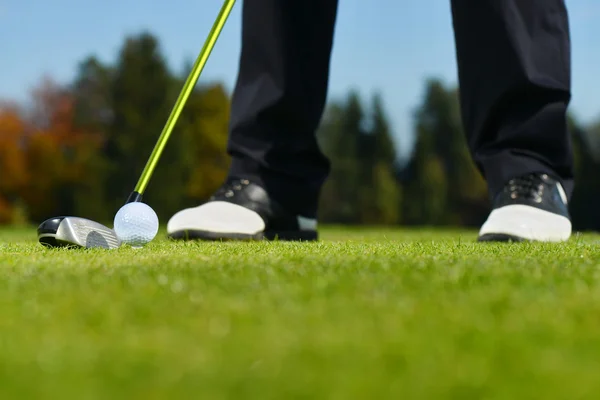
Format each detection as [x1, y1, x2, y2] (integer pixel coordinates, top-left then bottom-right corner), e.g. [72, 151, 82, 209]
[167, 0, 338, 240]
[228, 0, 339, 217]
[450, 0, 573, 242]
[450, 0, 573, 198]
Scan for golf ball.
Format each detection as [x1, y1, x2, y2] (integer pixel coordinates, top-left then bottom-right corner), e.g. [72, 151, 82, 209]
[113, 202, 159, 247]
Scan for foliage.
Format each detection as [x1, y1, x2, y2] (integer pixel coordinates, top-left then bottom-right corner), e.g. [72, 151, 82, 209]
[0, 80, 106, 223]
[1, 32, 600, 230]
[318, 91, 400, 225]
[0, 103, 28, 223]
[569, 115, 600, 230]
[401, 79, 487, 226]
[0, 32, 233, 225]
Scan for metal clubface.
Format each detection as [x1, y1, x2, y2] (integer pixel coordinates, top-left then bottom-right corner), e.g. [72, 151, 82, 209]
[37, 217, 121, 249]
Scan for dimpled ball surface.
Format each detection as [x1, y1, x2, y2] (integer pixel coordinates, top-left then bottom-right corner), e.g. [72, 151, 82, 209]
[113, 202, 159, 247]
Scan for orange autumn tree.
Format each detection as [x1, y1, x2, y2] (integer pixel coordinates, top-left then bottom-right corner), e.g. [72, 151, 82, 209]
[11, 78, 104, 223]
[0, 103, 30, 223]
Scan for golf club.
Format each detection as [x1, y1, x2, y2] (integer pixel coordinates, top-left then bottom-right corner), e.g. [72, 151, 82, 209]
[37, 0, 236, 249]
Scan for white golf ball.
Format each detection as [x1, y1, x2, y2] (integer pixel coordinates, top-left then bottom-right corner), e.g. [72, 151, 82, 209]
[113, 202, 159, 247]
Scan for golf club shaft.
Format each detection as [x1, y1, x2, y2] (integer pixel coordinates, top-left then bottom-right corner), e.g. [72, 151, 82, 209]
[127, 0, 236, 203]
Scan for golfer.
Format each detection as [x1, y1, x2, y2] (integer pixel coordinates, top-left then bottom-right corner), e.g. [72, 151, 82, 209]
[167, 0, 573, 243]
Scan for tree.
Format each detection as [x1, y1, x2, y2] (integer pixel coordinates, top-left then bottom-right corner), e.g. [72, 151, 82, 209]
[401, 122, 447, 225]
[0, 103, 29, 223]
[177, 83, 231, 204]
[318, 91, 401, 225]
[65, 57, 116, 222]
[318, 91, 365, 223]
[104, 32, 186, 219]
[72, 56, 114, 133]
[356, 93, 401, 224]
[2, 78, 103, 222]
[401, 79, 488, 226]
[569, 114, 600, 231]
[1, 32, 236, 226]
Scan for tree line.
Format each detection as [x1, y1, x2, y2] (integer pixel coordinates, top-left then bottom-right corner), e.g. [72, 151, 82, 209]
[1, 31, 600, 230]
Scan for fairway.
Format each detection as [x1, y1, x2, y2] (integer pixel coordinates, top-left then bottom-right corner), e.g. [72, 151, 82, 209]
[1, 227, 600, 399]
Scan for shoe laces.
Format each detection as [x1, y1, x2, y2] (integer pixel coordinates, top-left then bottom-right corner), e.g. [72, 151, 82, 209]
[213, 178, 251, 199]
[505, 174, 548, 203]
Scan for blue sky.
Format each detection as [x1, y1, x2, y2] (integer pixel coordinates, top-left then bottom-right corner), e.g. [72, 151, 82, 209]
[1, 0, 599, 157]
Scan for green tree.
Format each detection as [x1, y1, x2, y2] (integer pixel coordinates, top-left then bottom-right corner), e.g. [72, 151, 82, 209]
[69, 56, 114, 222]
[569, 114, 600, 231]
[318, 91, 401, 225]
[401, 127, 447, 225]
[174, 82, 231, 206]
[318, 92, 364, 223]
[402, 79, 488, 226]
[105, 32, 186, 219]
[72, 56, 113, 133]
[356, 93, 401, 224]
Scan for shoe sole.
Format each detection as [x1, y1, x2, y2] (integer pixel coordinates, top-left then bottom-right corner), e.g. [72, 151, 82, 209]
[478, 205, 571, 242]
[477, 233, 526, 242]
[168, 229, 318, 241]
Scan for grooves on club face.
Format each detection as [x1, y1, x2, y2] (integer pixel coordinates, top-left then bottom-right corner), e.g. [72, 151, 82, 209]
[37, 217, 121, 249]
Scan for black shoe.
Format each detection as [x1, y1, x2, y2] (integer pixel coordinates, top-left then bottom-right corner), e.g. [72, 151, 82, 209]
[478, 173, 571, 242]
[167, 179, 318, 241]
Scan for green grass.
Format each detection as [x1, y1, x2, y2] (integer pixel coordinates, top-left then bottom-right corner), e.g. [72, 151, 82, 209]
[1, 227, 600, 399]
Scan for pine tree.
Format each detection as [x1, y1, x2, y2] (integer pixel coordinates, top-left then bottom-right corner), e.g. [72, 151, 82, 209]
[569, 114, 600, 230]
[358, 93, 400, 224]
[105, 32, 185, 219]
[402, 79, 488, 226]
[318, 91, 365, 223]
[69, 56, 114, 221]
[318, 91, 401, 225]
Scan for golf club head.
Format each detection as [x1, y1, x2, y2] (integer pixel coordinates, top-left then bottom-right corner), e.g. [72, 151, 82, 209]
[37, 216, 121, 249]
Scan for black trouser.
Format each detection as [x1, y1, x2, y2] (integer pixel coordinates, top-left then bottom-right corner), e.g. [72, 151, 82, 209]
[228, 0, 573, 218]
